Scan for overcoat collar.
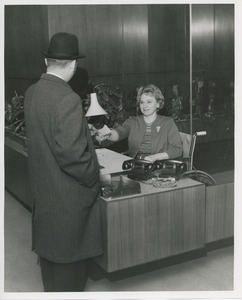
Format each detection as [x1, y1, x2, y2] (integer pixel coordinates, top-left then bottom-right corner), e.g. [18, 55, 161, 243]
[41, 73, 71, 89]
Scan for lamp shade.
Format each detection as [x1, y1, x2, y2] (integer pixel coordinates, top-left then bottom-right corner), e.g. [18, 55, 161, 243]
[85, 93, 107, 117]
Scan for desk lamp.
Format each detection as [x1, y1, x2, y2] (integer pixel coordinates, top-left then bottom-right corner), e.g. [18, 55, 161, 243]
[85, 93, 107, 117]
[86, 93, 108, 129]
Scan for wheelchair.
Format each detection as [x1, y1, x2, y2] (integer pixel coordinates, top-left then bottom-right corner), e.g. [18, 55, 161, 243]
[179, 131, 216, 186]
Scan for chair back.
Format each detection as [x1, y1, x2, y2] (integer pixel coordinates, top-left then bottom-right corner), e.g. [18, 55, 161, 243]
[179, 132, 192, 158]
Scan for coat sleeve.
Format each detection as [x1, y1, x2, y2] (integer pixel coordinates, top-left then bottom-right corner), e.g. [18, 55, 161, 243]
[53, 93, 99, 187]
[165, 119, 183, 159]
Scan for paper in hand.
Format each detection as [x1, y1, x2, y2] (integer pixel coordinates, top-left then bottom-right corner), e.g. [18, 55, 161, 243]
[97, 125, 111, 136]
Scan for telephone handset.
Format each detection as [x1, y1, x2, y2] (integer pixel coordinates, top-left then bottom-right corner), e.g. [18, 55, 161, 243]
[153, 159, 187, 175]
[154, 159, 185, 169]
[122, 159, 154, 170]
[122, 159, 155, 181]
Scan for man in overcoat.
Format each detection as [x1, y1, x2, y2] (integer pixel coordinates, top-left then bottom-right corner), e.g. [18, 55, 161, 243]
[24, 32, 103, 292]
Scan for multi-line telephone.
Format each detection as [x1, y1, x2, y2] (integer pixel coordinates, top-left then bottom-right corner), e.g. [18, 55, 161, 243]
[122, 158, 187, 181]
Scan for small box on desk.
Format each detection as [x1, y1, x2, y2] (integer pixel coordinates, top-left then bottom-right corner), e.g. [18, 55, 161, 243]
[100, 174, 141, 199]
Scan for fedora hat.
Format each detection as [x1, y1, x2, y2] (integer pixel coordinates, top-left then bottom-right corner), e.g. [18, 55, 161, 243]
[42, 32, 86, 59]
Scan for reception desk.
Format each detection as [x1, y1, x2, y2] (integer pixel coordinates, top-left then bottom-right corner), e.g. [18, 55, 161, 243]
[96, 177, 205, 272]
[94, 148, 205, 272]
[5, 136, 234, 274]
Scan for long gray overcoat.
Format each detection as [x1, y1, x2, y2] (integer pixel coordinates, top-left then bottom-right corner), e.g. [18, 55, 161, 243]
[24, 73, 103, 263]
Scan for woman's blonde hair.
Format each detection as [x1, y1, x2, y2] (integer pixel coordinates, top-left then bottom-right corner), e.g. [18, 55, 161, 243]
[136, 84, 164, 109]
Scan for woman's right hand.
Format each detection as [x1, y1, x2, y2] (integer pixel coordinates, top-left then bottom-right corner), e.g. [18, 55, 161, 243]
[95, 133, 111, 143]
[95, 129, 119, 143]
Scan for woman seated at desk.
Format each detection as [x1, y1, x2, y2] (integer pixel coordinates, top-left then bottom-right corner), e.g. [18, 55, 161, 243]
[96, 84, 182, 163]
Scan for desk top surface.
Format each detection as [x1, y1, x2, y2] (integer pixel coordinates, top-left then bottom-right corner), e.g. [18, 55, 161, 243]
[95, 148, 203, 202]
[96, 148, 130, 175]
[100, 175, 203, 202]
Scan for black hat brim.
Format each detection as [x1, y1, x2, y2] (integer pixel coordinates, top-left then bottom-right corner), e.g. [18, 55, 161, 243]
[41, 51, 86, 59]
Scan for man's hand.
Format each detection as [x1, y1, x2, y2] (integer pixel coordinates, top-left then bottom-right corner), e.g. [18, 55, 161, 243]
[88, 124, 98, 136]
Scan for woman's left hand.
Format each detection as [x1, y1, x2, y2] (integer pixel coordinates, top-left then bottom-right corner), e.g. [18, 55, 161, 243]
[144, 155, 155, 163]
[144, 152, 169, 162]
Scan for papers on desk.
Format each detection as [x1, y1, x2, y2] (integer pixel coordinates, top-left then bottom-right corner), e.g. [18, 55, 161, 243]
[95, 148, 130, 175]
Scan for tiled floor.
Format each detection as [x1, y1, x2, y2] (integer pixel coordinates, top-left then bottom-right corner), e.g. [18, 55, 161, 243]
[4, 190, 234, 293]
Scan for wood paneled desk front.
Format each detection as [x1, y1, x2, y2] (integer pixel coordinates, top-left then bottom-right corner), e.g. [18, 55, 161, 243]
[95, 148, 206, 273]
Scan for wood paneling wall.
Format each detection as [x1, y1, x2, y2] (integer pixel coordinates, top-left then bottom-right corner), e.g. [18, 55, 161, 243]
[192, 4, 234, 81]
[214, 5, 234, 73]
[5, 4, 234, 105]
[122, 4, 190, 94]
[5, 5, 49, 100]
[192, 5, 215, 71]
[48, 5, 123, 77]
[123, 5, 149, 74]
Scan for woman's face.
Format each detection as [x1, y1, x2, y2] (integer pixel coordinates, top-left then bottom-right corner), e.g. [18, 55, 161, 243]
[139, 93, 159, 117]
